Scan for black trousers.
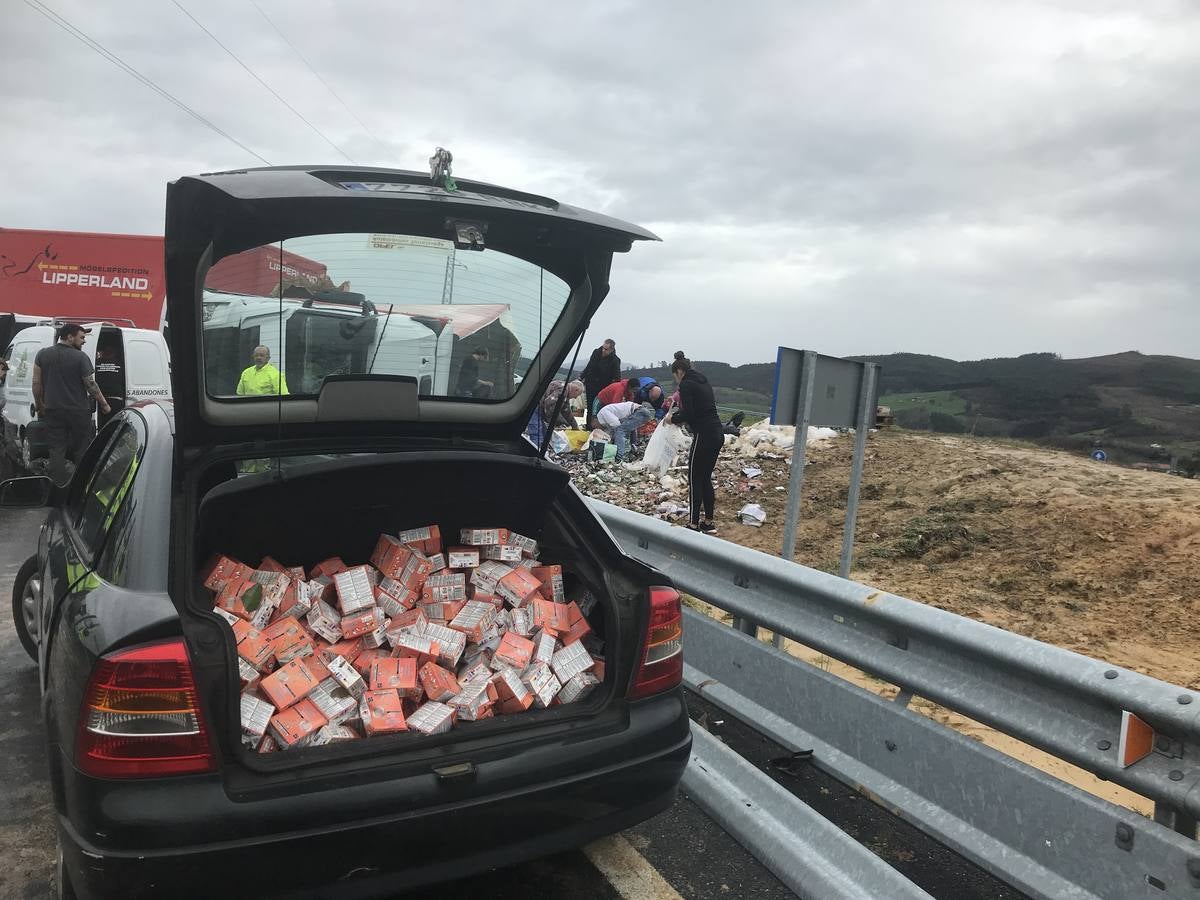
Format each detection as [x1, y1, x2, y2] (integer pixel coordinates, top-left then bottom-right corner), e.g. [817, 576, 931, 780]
[44, 408, 95, 485]
[687, 424, 723, 524]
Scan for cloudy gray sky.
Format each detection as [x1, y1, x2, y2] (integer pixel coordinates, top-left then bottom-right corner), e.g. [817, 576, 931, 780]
[3, 0, 1198, 367]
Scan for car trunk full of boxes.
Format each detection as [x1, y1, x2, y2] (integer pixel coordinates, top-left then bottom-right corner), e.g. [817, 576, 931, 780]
[184, 451, 642, 773]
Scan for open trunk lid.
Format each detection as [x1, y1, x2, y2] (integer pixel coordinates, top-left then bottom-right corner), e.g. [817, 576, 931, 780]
[164, 165, 658, 457]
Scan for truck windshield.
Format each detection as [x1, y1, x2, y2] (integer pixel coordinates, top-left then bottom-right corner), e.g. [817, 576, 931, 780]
[200, 232, 570, 401]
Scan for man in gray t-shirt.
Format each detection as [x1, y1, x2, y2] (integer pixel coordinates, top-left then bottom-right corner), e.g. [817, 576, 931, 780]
[33, 324, 111, 484]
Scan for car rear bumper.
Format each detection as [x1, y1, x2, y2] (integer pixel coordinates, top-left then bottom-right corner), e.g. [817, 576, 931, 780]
[59, 692, 691, 900]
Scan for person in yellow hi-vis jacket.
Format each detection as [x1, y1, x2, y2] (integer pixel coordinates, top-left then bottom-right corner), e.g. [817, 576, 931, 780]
[236, 346, 288, 396]
[235, 346, 286, 474]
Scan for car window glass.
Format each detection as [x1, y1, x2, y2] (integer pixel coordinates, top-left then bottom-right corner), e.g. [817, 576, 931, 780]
[201, 233, 570, 402]
[75, 424, 142, 556]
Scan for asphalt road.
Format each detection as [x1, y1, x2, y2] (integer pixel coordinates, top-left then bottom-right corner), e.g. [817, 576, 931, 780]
[0, 504, 794, 900]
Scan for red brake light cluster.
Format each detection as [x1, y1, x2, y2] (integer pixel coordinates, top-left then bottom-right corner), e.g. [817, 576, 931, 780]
[77, 639, 216, 778]
[629, 586, 683, 700]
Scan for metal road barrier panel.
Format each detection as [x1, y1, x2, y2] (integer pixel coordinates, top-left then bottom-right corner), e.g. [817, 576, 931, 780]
[589, 497, 1200, 900]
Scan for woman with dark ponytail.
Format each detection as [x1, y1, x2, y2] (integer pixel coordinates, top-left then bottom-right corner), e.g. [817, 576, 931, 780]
[665, 351, 723, 534]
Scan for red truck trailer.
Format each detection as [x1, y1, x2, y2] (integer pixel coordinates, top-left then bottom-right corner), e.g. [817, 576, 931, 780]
[0, 228, 166, 337]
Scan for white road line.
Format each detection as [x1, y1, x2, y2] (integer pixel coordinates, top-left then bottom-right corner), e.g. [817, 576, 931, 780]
[582, 833, 683, 900]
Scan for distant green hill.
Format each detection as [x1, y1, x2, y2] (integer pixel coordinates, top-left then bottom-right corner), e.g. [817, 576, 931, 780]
[624, 351, 1200, 466]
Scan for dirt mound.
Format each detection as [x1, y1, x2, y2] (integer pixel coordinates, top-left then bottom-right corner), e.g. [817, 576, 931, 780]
[571, 430, 1200, 690]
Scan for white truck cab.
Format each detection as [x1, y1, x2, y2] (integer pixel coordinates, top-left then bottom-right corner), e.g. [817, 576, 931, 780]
[1, 319, 171, 473]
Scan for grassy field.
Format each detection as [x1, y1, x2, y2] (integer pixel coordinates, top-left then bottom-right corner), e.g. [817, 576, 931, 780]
[879, 390, 968, 415]
[711, 386, 772, 413]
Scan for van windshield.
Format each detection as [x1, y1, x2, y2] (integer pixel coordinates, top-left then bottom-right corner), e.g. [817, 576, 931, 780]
[200, 233, 571, 401]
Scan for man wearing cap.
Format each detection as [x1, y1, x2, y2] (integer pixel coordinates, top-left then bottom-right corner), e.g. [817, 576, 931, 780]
[33, 323, 111, 484]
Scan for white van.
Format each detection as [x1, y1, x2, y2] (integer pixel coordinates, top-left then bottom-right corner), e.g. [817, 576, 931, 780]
[201, 292, 456, 397]
[1, 320, 171, 473]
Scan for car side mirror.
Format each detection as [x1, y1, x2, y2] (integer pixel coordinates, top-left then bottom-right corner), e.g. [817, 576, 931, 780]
[0, 475, 54, 508]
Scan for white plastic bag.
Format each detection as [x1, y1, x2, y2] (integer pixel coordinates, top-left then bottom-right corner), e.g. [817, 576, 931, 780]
[549, 431, 570, 454]
[642, 422, 688, 475]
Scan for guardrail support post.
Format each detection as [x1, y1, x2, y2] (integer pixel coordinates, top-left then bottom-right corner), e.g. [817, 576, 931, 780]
[838, 363, 876, 579]
[1154, 803, 1199, 840]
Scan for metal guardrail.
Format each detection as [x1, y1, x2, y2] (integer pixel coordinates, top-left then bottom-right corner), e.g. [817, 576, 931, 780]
[589, 497, 1200, 899]
[684, 723, 933, 900]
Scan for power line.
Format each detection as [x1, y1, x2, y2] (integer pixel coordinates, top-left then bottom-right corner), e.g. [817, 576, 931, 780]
[23, 0, 272, 165]
[171, 0, 356, 164]
[248, 0, 390, 159]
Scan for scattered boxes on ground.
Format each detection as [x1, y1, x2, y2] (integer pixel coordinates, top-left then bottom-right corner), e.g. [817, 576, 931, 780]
[205, 526, 603, 753]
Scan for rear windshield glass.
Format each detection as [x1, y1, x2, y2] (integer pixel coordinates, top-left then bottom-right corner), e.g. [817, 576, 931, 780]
[201, 233, 570, 401]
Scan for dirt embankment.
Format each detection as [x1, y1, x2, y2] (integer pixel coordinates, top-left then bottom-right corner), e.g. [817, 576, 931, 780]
[678, 430, 1197, 690]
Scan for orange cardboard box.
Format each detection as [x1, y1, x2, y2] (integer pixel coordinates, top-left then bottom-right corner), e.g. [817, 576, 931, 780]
[269, 698, 328, 748]
[333, 566, 377, 615]
[551, 640, 595, 683]
[340, 607, 382, 639]
[204, 555, 251, 592]
[238, 657, 262, 691]
[497, 568, 543, 608]
[306, 599, 343, 643]
[258, 555, 288, 573]
[558, 671, 600, 704]
[448, 678, 497, 721]
[421, 572, 468, 604]
[398, 524, 442, 556]
[215, 575, 286, 629]
[507, 531, 539, 557]
[360, 690, 408, 735]
[534, 632, 558, 667]
[448, 600, 498, 643]
[263, 615, 310, 650]
[446, 547, 481, 569]
[562, 614, 592, 646]
[385, 608, 428, 643]
[370, 656, 421, 699]
[423, 623, 467, 668]
[309, 557, 348, 579]
[352, 647, 391, 677]
[407, 700, 456, 735]
[482, 544, 523, 563]
[240, 692, 275, 738]
[270, 628, 314, 666]
[508, 606, 536, 638]
[492, 632, 535, 672]
[419, 661, 461, 702]
[322, 636, 363, 662]
[392, 632, 441, 668]
[301, 654, 331, 683]
[471, 561, 513, 594]
[459, 527, 510, 547]
[531, 565, 565, 602]
[522, 660, 561, 709]
[497, 695, 535, 715]
[324, 653, 368, 698]
[376, 578, 419, 616]
[539, 602, 574, 638]
[260, 657, 321, 710]
[419, 598, 466, 622]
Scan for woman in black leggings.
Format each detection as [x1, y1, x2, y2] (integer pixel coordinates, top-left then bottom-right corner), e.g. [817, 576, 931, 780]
[666, 351, 724, 534]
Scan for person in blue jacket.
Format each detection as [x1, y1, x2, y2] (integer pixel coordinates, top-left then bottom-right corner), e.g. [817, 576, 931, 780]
[634, 376, 667, 419]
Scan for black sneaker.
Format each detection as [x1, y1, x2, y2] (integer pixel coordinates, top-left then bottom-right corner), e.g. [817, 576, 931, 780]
[698, 520, 718, 535]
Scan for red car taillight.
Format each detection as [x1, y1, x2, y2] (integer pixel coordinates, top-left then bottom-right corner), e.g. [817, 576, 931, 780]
[77, 638, 216, 778]
[629, 586, 683, 700]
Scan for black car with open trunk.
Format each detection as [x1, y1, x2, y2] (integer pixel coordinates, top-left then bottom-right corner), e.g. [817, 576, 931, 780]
[4, 165, 690, 899]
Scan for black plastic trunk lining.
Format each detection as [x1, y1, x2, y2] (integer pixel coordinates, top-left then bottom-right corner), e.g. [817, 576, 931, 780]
[196, 452, 570, 568]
